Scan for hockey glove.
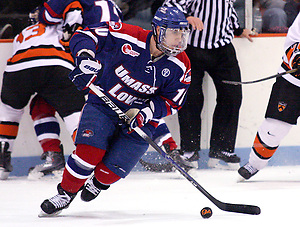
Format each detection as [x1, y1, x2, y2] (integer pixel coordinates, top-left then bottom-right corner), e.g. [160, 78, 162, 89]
[60, 23, 83, 52]
[68, 56, 101, 91]
[126, 100, 154, 130]
[292, 54, 300, 77]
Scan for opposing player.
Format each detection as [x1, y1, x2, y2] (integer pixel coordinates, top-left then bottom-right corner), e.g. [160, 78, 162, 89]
[0, 2, 85, 180]
[238, 12, 300, 180]
[39, 6, 191, 216]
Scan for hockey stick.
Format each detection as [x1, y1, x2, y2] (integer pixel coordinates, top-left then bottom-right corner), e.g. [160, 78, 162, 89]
[222, 68, 297, 85]
[89, 83, 261, 215]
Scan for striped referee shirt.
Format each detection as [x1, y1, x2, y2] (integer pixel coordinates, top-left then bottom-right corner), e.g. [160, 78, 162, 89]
[163, 0, 243, 49]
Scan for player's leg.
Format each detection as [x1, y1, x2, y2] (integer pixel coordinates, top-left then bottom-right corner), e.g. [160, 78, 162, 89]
[80, 122, 149, 202]
[40, 103, 117, 215]
[28, 95, 65, 178]
[0, 102, 24, 179]
[238, 118, 292, 180]
[0, 70, 32, 179]
[239, 77, 298, 180]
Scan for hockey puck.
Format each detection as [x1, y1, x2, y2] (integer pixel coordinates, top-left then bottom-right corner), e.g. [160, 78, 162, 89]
[200, 207, 212, 219]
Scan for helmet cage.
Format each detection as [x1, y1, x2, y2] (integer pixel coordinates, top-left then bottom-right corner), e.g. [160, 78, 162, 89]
[152, 7, 190, 56]
[156, 25, 189, 56]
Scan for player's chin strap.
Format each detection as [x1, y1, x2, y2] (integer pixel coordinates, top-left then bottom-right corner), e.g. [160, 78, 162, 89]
[88, 83, 260, 215]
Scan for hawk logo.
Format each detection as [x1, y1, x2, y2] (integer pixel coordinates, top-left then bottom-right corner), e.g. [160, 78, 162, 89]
[82, 129, 94, 137]
[109, 21, 122, 30]
[121, 44, 140, 57]
[278, 101, 287, 112]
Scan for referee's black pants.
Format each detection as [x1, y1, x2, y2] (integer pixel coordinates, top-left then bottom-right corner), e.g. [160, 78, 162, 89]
[179, 43, 242, 154]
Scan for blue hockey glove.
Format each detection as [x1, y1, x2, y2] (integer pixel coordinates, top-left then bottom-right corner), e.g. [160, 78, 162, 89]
[126, 100, 154, 129]
[68, 56, 101, 90]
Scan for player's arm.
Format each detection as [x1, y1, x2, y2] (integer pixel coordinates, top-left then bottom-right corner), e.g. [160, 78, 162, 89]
[152, 70, 191, 119]
[60, 1, 84, 51]
[127, 58, 191, 130]
[285, 42, 300, 72]
[68, 24, 109, 91]
[38, 0, 73, 25]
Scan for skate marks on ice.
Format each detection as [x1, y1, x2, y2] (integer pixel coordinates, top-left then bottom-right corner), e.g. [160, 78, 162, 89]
[1, 167, 300, 226]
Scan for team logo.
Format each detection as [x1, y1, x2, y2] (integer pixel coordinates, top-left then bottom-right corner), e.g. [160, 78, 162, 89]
[82, 129, 94, 137]
[161, 68, 170, 77]
[278, 101, 287, 112]
[121, 44, 140, 57]
[109, 21, 122, 30]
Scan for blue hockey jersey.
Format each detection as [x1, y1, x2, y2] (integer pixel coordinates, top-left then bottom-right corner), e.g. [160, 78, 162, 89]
[39, 0, 122, 26]
[70, 22, 191, 121]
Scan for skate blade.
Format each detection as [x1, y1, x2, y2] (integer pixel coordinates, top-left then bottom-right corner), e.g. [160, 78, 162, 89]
[0, 168, 10, 180]
[38, 210, 62, 218]
[237, 175, 247, 183]
[28, 170, 45, 180]
[52, 169, 64, 178]
[207, 158, 240, 170]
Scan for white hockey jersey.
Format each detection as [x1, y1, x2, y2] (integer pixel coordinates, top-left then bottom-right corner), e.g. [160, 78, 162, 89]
[5, 1, 83, 73]
[5, 23, 75, 73]
[279, 12, 300, 87]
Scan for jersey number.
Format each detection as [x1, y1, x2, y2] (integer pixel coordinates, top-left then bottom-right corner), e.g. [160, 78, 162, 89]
[94, 0, 120, 22]
[16, 24, 46, 43]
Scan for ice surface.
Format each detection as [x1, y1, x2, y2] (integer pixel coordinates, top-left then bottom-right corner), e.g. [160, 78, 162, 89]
[1, 166, 300, 226]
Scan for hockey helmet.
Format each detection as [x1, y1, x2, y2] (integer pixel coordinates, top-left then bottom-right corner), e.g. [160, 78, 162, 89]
[152, 6, 190, 56]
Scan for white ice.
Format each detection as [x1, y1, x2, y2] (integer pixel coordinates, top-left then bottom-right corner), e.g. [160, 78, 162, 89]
[1, 166, 300, 227]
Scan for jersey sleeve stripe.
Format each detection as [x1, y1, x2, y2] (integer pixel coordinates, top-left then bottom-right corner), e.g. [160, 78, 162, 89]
[110, 31, 147, 49]
[44, 2, 63, 19]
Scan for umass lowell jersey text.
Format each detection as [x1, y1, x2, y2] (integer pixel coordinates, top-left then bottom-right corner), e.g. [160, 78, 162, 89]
[70, 22, 191, 120]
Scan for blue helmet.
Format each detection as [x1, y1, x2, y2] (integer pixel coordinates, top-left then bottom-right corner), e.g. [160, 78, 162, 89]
[152, 6, 190, 56]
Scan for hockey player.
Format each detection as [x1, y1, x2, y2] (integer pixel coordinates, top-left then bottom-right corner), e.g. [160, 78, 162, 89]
[37, 0, 180, 173]
[0, 2, 86, 180]
[39, 6, 191, 216]
[25, 0, 123, 178]
[238, 12, 300, 180]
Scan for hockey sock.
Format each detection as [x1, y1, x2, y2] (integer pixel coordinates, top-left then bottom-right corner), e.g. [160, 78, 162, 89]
[94, 162, 121, 185]
[61, 144, 106, 193]
[30, 95, 61, 152]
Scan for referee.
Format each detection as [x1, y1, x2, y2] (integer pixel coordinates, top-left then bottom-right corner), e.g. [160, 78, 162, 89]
[163, 0, 253, 170]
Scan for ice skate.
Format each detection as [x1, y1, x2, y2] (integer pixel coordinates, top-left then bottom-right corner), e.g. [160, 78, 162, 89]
[207, 150, 240, 170]
[0, 142, 13, 180]
[28, 145, 65, 180]
[237, 163, 259, 181]
[39, 183, 77, 217]
[81, 175, 109, 202]
[170, 150, 199, 172]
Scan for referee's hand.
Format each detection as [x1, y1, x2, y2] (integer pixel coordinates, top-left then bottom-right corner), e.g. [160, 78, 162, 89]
[240, 28, 254, 42]
[187, 16, 203, 31]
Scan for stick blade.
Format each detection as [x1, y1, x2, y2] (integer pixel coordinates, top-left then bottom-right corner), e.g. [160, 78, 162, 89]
[222, 203, 261, 215]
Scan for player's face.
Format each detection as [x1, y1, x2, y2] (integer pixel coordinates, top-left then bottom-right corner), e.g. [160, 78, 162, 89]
[164, 28, 188, 48]
[159, 27, 189, 55]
